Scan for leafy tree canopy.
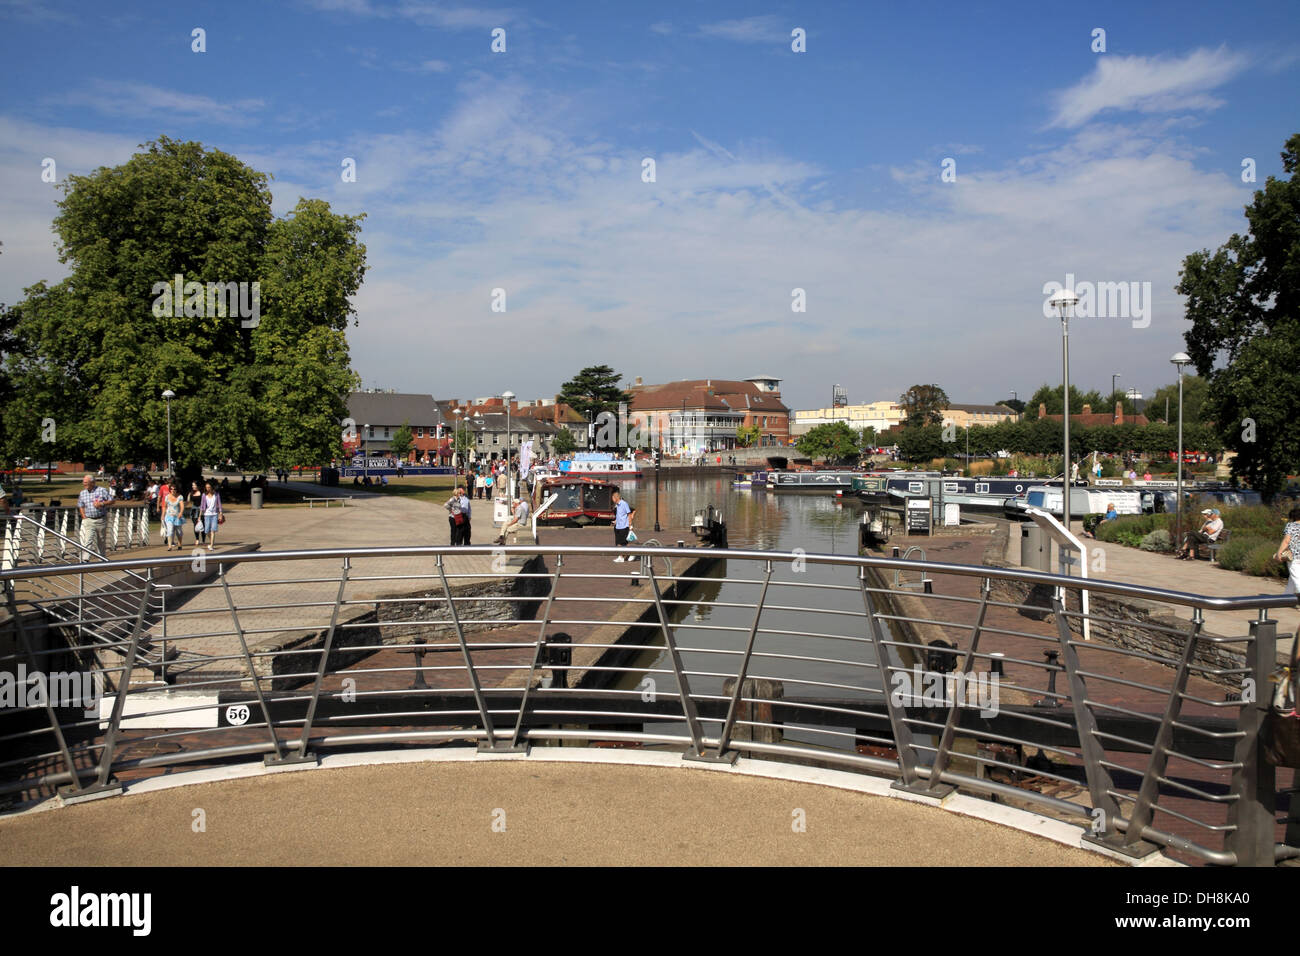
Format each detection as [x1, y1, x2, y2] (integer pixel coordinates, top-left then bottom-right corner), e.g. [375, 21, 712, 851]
[796, 421, 859, 462]
[899, 384, 949, 427]
[1146, 374, 1210, 425]
[389, 421, 413, 459]
[1178, 132, 1300, 499]
[0, 138, 365, 472]
[551, 428, 577, 456]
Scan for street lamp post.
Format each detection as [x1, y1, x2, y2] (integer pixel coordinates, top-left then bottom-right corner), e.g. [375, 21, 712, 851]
[1050, 288, 1080, 558]
[1171, 352, 1191, 543]
[162, 390, 175, 476]
[453, 407, 463, 472]
[1112, 373, 1120, 424]
[362, 424, 369, 482]
[502, 390, 515, 498]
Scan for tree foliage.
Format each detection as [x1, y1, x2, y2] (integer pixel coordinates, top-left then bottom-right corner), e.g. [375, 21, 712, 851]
[892, 418, 1224, 463]
[389, 421, 413, 459]
[796, 421, 859, 462]
[551, 427, 577, 456]
[0, 138, 365, 471]
[557, 365, 632, 419]
[898, 384, 949, 427]
[735, 423, 761, 447]
[1178, 132, 1300, 499]
[1147, 374, 1209, 425]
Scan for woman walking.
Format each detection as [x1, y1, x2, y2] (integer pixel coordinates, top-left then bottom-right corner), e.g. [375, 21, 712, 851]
[163, 484, 185, 550]
[201, 481, 223, 551]
[189, 481, 205, 545]
[1274, 507, 1300, 595]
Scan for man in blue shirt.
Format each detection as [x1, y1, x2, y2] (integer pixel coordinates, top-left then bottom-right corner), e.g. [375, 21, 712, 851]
[76, 474, 115, 560]
[611, 489, 635, 562]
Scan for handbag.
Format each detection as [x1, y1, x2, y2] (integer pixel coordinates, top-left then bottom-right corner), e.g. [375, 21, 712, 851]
[218, 513, 225, 525]
[452, 511, 465, 526]
[626, 529, 637, 543]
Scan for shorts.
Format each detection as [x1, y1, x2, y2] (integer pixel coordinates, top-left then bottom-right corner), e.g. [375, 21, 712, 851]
[615, 527, 629, 547]
[204, 514, 219, 533]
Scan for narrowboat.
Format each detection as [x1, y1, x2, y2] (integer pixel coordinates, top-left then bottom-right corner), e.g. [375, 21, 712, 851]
[534, 476, 617, 525]
[765, 470, 859, 493]
[559, 452, 643, 479]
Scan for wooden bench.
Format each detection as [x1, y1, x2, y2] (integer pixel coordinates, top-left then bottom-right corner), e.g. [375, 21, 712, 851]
[1206, 528, 1231, 563]
[304, 496, 350, 508]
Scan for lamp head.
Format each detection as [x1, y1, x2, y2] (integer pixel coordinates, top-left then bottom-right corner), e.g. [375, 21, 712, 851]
[162, 389, 176, 400]
[1049, 288, 1079, 318]
[1170, 351, 1191, 369]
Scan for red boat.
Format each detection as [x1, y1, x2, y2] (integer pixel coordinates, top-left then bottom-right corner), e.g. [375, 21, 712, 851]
[534, 476, 616, 525]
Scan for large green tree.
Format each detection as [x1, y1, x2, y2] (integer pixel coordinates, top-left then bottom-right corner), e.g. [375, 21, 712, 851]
[1179, 133, 1300, 499]
[1146, 375, 1209, 425]
[557, 365, 632, 419]
[796, 421, 859, 462]
[0, 138, 365, 473]
[1026, 383, 1104, 418]
[389, 421, 413, 459]
[898, 384, 949, 427]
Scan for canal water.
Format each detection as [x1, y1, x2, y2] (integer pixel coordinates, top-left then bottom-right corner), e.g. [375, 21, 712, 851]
[611, 474, 886, 752]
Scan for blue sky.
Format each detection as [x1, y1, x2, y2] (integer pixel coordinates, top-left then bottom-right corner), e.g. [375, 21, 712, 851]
[2, 0, 1298, 411]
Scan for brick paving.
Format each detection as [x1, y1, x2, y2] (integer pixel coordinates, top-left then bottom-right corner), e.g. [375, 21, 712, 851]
[879, 527, 1296, 865]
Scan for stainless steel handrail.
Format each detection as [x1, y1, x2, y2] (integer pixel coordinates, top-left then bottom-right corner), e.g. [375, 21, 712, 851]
[1, 542, 1293, 865]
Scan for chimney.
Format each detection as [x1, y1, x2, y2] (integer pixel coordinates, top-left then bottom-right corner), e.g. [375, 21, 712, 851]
[1081, 404, 1091, 415]
[635, 376, 642, 387]
[1115, 400, 1123, 425]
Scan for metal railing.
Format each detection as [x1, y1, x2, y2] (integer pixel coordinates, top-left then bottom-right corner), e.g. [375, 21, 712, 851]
[0, 543, 1295, 866]
[2, 504, 151, 568]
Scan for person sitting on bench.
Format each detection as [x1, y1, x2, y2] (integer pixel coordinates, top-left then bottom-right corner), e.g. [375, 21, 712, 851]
[496, 497, 531, 545]
[1177, 508, 1223, 559]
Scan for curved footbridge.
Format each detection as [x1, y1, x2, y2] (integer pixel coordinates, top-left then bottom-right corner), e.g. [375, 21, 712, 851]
[1, 495, 1296, 867]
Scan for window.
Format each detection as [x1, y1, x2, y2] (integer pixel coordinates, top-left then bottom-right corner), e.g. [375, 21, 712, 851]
[976, 483, 990, 494]
[909, 481, 923, 493]
[943, 482, 959, 492]
[383, 427, 390, 438]
[416, 427, 423, 438]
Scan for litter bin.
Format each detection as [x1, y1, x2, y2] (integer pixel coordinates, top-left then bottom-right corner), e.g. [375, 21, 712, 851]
[250, 487, 264, 510]
[1021, 523, 1048, 571]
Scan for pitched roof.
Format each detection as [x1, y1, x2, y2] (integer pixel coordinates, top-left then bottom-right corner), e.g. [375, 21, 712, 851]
[630, 379, 789, 414]
[946, 403, 1016, 415]
[347, 393, 446, 427]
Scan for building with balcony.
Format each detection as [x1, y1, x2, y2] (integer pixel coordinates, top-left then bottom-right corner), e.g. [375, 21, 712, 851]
[628, 377, 790, 453]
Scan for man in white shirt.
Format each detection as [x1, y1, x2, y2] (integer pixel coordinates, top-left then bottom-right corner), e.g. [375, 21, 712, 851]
[495, 497, 531, 545]
[1178, 508, 1224, 559]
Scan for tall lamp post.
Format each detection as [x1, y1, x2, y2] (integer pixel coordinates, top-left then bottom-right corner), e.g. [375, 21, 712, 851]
[362, 424, 369, 482]
[162, 390, 175, 476]
[501, 390, 515, 498]
[1171, 352, 1191, 541]
[1111, 373, 1121, 423]
[1050, 287, 1080, 551]
[452, 407, 463, 472]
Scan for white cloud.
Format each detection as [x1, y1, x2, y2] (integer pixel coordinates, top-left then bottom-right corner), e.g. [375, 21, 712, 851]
[697, 15, 787, 44]
[302, 0, 517, 29]
[55, 81, 265, 125]
[649, 20, 672, 36]
[0, 77, 1255, 411]
[1049, 47, 1250, 128]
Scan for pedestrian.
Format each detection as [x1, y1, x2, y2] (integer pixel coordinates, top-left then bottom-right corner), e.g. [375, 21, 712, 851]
[76, 474, 114, 560]
[147, 477, 160, 519]
[445, 484, 471, 545]
[610, 489, 636, 562]
[484, 469, 494, 501]
[1274, 507, 1300, 595]
[496, 496, 531, 545]
[189, 481, 205, 544]
[201, 481, 224, 552]
[163, 484, 185, 550]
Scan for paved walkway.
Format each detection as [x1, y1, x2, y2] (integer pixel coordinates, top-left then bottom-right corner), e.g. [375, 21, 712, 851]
[142, 493, 504, 679]
[1006, 520, 1299, 651]
[0, 760, 1113, 866]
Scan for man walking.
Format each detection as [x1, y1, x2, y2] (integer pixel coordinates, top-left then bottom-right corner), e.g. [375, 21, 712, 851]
[77, 474, 114, 560]
[611, 489, 636, 562]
